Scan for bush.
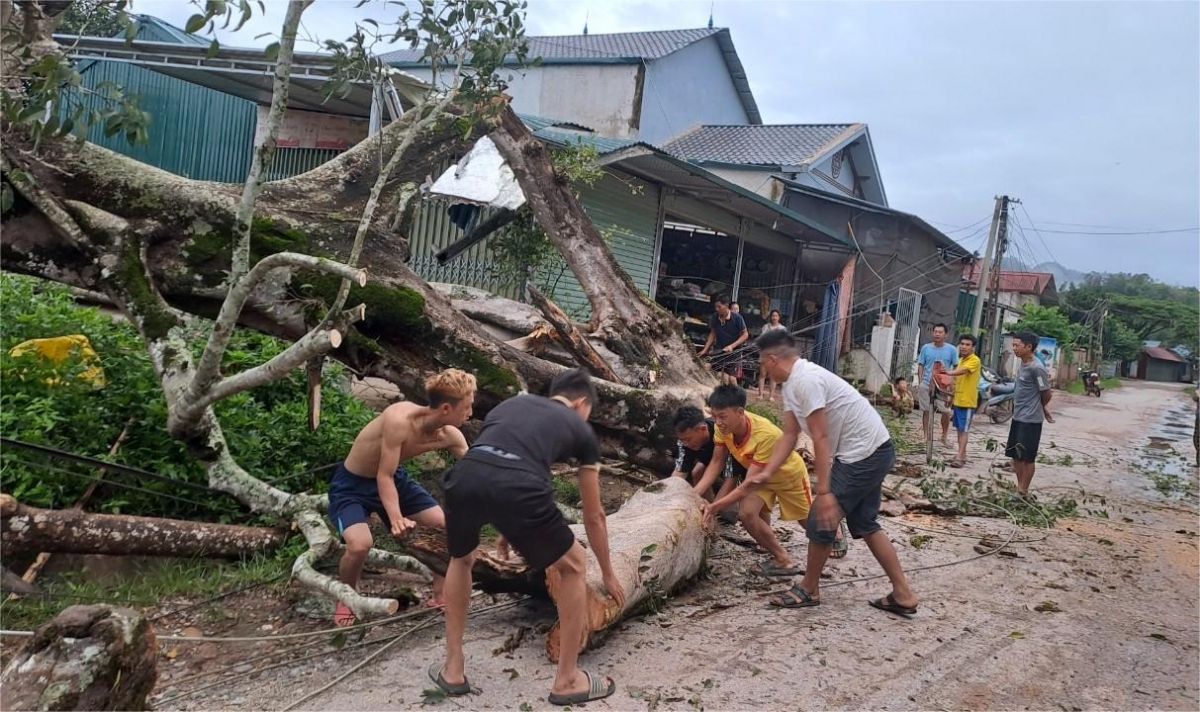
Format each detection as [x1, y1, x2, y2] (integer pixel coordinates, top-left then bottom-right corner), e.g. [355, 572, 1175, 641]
[0, 273, 375, 522]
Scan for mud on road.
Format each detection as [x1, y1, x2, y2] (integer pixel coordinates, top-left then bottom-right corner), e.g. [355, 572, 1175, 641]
[149, 380, 1198, 711]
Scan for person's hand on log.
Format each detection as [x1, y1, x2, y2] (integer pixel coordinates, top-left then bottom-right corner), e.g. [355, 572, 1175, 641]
[390, 514, 417, 538]
[602, 569, 626, 609]
[701, 502, 719, 530]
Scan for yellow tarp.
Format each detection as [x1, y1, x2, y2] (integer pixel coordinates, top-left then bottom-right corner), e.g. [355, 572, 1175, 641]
[8, 335, 106, 388]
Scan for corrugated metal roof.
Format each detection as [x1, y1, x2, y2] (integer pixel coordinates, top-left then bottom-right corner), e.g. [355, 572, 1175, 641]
[662, 124, 863, 167]
[129, 15, 209, 45]
[962, 264, 1057, 296]
[380, 28, 722, 64]
[1143, 346, 1185, 363]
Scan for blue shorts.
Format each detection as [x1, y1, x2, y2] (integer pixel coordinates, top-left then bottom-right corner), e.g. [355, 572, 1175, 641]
[951, 406, 974, 433]
[327, 462, 439, 538]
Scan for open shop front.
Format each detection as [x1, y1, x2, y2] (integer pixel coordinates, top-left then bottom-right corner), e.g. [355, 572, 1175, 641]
[594, 146, 857, 378]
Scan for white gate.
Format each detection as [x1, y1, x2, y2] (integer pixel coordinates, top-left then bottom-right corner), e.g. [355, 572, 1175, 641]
[893, 287, 922, 379]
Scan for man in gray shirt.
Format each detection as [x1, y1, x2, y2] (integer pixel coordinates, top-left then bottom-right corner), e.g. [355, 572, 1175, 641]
[1005, 331, 1054, 495]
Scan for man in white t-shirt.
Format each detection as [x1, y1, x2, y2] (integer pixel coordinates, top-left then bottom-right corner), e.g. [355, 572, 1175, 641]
[752, 330, 919, 618]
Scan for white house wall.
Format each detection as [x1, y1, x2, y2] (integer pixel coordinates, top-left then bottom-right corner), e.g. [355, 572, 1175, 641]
[640, 36, 751, 144]
[704, 166, 777, 197]
[406, 64, 641, 139]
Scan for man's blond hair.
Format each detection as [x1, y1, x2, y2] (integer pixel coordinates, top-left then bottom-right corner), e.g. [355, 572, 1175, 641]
[426, 369, 476, 407]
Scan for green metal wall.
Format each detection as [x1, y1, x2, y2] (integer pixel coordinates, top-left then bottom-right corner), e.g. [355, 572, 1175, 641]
[72, 59, 257, 183]
[404, 169, 660, 320]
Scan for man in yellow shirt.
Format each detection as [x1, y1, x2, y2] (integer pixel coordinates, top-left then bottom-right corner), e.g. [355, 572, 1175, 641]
[694, 385, 817, 576]
[943, 334, 981, 468]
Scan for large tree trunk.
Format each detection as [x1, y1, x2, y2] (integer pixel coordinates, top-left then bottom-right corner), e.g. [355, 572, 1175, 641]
[0, 605, 158, 711]
[401, 477, 706, 660]
[0, 494, 288, 558]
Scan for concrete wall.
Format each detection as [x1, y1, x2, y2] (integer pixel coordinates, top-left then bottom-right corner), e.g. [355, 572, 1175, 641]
[640, 36, 750, 144]
[782, 191, 962, 347]
[407, 64, 642, 138]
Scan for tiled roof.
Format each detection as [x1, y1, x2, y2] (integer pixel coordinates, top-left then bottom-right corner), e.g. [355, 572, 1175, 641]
[662, 124, 863, 167]
[963, 264, 1057, 296]
[1143, 346, 1185, 363]
[379, 28, 722, 64]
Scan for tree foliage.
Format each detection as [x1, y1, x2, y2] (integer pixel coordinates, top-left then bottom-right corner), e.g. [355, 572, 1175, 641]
[0, 273, 374, 522]
[56, 0, 128, 37]
[1061, 272, 1199, 359]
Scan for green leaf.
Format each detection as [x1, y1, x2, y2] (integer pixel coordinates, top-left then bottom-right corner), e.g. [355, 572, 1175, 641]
[206, 39, 221, 59]
[184, 14, 207, 34]
[1, 184, 14, 215]
[264, 42, 281, 61]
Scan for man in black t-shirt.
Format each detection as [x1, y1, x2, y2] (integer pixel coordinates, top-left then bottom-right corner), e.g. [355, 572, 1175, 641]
[698, 295, 749, 385]
[670, 405, 747, 500]
[430, 369, 624, 706]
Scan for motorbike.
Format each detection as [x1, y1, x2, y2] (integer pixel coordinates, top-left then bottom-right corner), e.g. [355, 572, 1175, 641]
[1081, 370, 1103, 397]
[976, 366, 1015, 424]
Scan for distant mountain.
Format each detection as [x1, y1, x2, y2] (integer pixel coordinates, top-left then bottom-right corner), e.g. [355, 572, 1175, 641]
[1031, 261, 1090, 289]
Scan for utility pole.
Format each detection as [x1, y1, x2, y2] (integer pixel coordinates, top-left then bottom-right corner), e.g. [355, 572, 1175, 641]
[969, 196, 1008, 339]
[988, 197, 1016, 367]
[1096, 302, 1108, 366]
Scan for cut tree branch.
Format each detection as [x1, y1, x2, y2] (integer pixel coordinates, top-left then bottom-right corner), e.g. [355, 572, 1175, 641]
[527, 284, 625, 384]
[186, 251, 366, 404]
[291, 509, 398, 617]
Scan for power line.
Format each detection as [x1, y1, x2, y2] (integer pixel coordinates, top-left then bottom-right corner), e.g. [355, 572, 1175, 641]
[1021, 226, 1198, 236]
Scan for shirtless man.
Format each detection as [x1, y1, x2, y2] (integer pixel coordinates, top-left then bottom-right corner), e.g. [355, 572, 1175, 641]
[329, 369, 476, 625]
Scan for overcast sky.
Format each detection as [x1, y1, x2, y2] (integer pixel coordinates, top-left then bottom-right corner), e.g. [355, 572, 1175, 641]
[145, 0, 1200, 287]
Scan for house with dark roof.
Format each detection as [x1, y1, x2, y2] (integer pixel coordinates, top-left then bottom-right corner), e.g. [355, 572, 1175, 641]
[381, 28, 759, 144]
[1135, 345, 1188, 383]
[663, 123, 886, 206]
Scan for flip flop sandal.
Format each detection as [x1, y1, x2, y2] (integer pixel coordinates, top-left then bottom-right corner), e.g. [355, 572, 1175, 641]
[768, 584, 820, 609]
[750, 560, 801, 578]
[333, 602, 357, 628]
[547, 670, 616, 706]
[428, 663, 475, 696]
[869, 593, 918, 619]
[830, 521, 851, 559]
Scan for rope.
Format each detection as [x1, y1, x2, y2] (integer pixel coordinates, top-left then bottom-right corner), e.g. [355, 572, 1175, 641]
[0, 455, 230, 512]
[0, 437, 214, 492]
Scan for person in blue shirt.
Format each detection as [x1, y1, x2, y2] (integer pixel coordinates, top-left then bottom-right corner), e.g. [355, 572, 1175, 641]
[916, 323, 959, 449]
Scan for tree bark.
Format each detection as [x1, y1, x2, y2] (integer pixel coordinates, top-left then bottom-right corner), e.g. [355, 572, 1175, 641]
[0, 494, 288, 559]
[527, 284, 624, 384]
[397, 477, 706, 660]
[0, 605, 157, 712]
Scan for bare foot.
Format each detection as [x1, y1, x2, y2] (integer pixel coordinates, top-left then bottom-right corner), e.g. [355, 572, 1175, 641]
[425, 594, 446, 609]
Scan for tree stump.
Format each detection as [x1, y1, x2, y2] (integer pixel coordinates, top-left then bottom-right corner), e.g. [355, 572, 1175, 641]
[0, 605, 157, 711]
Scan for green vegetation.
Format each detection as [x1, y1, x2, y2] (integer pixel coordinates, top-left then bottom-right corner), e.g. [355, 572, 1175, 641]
[1064, 376, 1122, 395]
[744, 400, 781, 428]
[0, 540, 304, 631]
[0, 273, 375, 522]
[917, 475, 1079, 527]
[551, 474, 581, 506]
[882, 410, 922, 456]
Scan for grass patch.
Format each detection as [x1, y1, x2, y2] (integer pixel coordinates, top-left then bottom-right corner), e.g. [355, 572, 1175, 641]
[1064, 376, 1122, 395]
[0, 538, 303, 631]
[551, 474, 581, 506]
[744, 400, 781, 428]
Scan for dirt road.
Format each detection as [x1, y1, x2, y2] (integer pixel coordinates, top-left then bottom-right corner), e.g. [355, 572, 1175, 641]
[162, 380, 1199, 711]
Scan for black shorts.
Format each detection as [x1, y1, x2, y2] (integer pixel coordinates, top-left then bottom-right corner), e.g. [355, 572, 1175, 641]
[806, 440, 894, 543]
[440, 452, 574, 571]
[1006, 420, 1043, 463]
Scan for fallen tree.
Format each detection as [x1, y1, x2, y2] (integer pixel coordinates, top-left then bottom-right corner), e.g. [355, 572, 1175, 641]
[0, 493, 288, 559]
[0, 0, 713, 617]
[402, 477, 707, 660]
[0, 605, 158, 711]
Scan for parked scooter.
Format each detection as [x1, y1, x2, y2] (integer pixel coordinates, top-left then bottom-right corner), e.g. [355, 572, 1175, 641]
[1081, 369, 1103, 397]
[976, 366, 1015, 423]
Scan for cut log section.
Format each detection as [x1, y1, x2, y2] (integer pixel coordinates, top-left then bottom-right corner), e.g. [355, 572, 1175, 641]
[527, 284, 625, 385]
[545, 476, 706, 660]
[398, 477, 706, 661]
[0, 494, 287, 559]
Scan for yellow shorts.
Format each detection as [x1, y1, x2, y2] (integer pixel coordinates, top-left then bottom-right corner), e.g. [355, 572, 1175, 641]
[753, 470, 812, 521]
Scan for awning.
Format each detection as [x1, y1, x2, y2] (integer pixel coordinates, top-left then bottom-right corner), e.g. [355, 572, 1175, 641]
[55, 35, 429, 117]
